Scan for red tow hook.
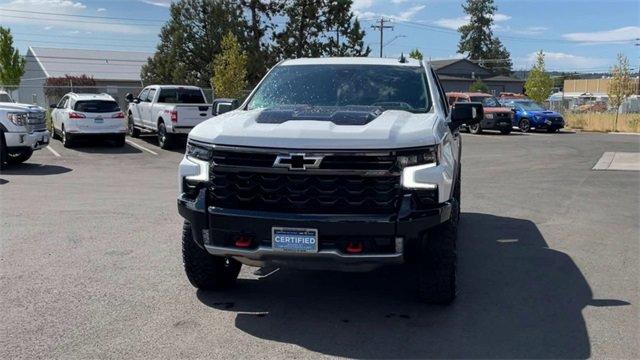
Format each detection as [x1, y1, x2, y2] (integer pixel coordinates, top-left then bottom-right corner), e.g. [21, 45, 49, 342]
[234, 236, 253, 248]
[345, 241, 363, 254]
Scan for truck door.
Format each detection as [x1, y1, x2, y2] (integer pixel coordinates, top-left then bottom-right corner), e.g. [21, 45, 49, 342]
[133, 88, 149, 125]
[142, 88, 157, 128]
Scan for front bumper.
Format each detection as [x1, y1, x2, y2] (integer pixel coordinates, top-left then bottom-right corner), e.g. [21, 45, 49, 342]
[177, 189, 451, 271]
[480, 117, 512, 130]
[171, 126, 193, 134]
[4, 130, 50, 150]
[533, 118, 565, 129]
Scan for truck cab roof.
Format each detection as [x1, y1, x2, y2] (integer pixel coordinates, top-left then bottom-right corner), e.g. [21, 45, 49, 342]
[280, 57, 424, 67]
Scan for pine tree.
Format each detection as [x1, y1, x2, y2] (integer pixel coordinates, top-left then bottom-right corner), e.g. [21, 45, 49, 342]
[469, 78, 489, 93]
[212, 33, 248, 99]
[457, 0, 512, 75]
[409, 48, 423, 61]
[324, 0, 370, 56]
[524, 51, 553, 104]
[275, 0, 326, 59]
[141, 0, 247, 88]
[608, 53, 634, 132]
[0, 27, 25, 90]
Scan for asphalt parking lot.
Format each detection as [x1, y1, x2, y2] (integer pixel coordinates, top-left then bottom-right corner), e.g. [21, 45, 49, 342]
[1, 131, 639, 359]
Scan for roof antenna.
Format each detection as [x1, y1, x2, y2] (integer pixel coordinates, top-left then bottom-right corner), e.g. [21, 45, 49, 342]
[399, 52, 407, 63]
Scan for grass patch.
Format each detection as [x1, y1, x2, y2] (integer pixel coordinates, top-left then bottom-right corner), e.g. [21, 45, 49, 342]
[564, 113, 640, 133]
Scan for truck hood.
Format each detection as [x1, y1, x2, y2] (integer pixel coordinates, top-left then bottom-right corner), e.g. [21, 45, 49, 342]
[189, 107, 441, 149]
[524, 110, 561, 117]
[0, 102, 44, 112]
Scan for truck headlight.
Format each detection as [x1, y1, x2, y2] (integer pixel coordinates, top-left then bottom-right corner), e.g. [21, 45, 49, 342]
[184, 156, 210, 183]
[7, 112, 28, 126]
[396, 147, 438, 169]
[184, 141, 212, 183]
[186, 141, 212, 161]
[485, 113, 494, 119]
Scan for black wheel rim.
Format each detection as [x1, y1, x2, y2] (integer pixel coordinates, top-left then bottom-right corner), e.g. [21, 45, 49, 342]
[520, 120, 530, 132]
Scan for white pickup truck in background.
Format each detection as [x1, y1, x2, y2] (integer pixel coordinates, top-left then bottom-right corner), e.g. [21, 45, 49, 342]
[125, 85, 213, 149]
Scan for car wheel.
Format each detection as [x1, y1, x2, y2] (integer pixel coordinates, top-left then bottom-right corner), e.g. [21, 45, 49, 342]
[519, 119, 531, 133]
[182, 221, 241, 290]
[128, 113, 140, 138]
[416, 209, 457, 304]
[0, 130, 7, 170]
[6, 149, 33, 165]
[500, 128, 512, 135]
[62, 125, 74, 148]
[469, 123, 482, 134]
[50, 125, 59, 140]
[157, 122, 172, 150]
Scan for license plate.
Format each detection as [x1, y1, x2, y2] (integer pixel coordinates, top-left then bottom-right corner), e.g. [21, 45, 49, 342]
[272, 227, 318, 253]
[94, 118, 104, 123]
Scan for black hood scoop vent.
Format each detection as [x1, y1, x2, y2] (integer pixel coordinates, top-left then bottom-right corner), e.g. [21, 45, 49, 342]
[256, 105, 384, 126]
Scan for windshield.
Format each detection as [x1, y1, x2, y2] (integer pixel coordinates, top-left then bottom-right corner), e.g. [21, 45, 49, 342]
[247, 64, 431, 113]
[157, 88, 206, 104]
[514, 101, 546, 111]
[470, 96, 501, 107]
[74, 100, 120, 113]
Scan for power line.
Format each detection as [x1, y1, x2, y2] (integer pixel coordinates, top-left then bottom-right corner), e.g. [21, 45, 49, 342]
[0, 8, 166, 22]
[15, 39, 156, 50]
[11, 32, 158, 44]
[0, 14, 161, 27]
[371, 18, 394, 58]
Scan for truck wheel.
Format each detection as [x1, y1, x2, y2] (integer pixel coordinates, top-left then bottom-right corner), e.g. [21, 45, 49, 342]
[50, 125, 59, 140]
[7, 149, 33, 165]
[469, 123, 482, 134]
[500, 128, 512, 135]
[519, 119, 531, 133]
[0, 130, 7, 170]
[182, 221, 241, 290]
[128, 113, 140, 138]
[416, 205, 458, 305]
[157, 122, 172, 150]
[62, 126, 74, 148]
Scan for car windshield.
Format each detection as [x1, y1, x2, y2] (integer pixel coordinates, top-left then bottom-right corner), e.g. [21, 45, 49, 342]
[247, 64, 431, 113]
[514, 101, 546, 111]
[74, 100, 120, 113]
[470, 96, 501, 107]
[157, 88, 206, 104]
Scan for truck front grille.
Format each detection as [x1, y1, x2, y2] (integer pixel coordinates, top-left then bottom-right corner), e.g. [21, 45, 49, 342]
[26, 112, 46, 132]
[209, 170, 401, 214]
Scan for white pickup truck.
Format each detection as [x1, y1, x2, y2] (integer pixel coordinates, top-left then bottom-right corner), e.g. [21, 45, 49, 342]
[0, 95, 49, 169]
[125, 85, 212, 149]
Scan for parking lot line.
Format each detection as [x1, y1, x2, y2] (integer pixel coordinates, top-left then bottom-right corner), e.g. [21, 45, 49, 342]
[125, 139, 158, 155]
[46, 146, 61, 157]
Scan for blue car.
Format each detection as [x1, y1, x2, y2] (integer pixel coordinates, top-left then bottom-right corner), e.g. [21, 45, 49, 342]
[502, 100, 565, 133]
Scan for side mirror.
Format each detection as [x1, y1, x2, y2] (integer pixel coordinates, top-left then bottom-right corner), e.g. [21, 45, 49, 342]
[50, 104, 57, 109]
[450, 102, 483, 130]
[125, 93, 134, 102]
[213, 98, 239, 115]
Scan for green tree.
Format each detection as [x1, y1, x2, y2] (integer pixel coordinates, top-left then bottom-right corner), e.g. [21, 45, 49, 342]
[469, 78, 489, 93]
[0, 27, 25, 89]
[324, 0, 370, 56]
[275, 0, 326, 58]
[212, 33, 248, 99]
[457, 0, 512, 75]
[524, 51, 553, 104]
[608, 53, 634, 132]
[141, 0, 247, 88]
[409, 48, 423, 61]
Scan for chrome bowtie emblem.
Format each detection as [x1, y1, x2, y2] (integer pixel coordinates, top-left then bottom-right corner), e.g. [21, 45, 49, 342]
[273, 153, 323, 170]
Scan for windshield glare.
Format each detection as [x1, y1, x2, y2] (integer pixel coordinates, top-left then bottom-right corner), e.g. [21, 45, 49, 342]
[514, 101, 546, 111]
[470, 96, 501, 107]
[247, 64, 430, 113]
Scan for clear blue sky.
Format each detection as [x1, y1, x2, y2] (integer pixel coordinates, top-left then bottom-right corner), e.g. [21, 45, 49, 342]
[1, 0, 638, 73]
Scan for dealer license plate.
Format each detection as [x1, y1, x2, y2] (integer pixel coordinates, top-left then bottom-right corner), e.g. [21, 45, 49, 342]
[94, 118, 104, 123]
[272, 227, 318, 253]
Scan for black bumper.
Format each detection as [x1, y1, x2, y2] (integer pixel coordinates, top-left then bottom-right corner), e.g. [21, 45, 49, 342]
[480, 118, 513, 130]
[177, 189, 451, 268]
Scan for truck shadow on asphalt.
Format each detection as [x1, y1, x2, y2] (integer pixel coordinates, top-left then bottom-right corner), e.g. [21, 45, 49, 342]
[136, 135, 187, 154]
[197, 213, 629, 359]
[0, 163, 72, 176]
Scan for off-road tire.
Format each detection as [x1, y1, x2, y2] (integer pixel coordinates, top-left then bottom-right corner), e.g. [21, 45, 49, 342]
[128, 113, 140, 138]
[0, 130, 7, 170]
[417, 217, 457, 304]
[500, 128, 512, 135]
[157, 121, 172, 150]
[519, 119, 531, 133]
[182, 221, 241, 290]
[7, 149, 33, 165]
[469, 123, 482, 134]
[113, 134, 126, 147]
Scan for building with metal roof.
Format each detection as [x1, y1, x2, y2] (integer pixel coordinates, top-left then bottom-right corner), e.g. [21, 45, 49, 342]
[431, 58, 525, 94]
[17, 47, 152, 107]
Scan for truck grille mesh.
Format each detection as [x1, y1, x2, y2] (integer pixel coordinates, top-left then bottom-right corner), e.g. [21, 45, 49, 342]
[209, 170, 401, 214]
[27, 112, 47, 132]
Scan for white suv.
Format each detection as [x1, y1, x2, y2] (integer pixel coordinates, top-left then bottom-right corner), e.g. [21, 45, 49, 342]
[50, 93, 126, 147]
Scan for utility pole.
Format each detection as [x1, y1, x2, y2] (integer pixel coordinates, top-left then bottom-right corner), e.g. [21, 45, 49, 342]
[371, 18, 393, 58]
[635, 39, 639, 95]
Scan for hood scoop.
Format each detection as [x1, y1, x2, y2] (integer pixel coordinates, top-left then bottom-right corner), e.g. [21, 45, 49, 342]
[256, 105, 384, 126]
